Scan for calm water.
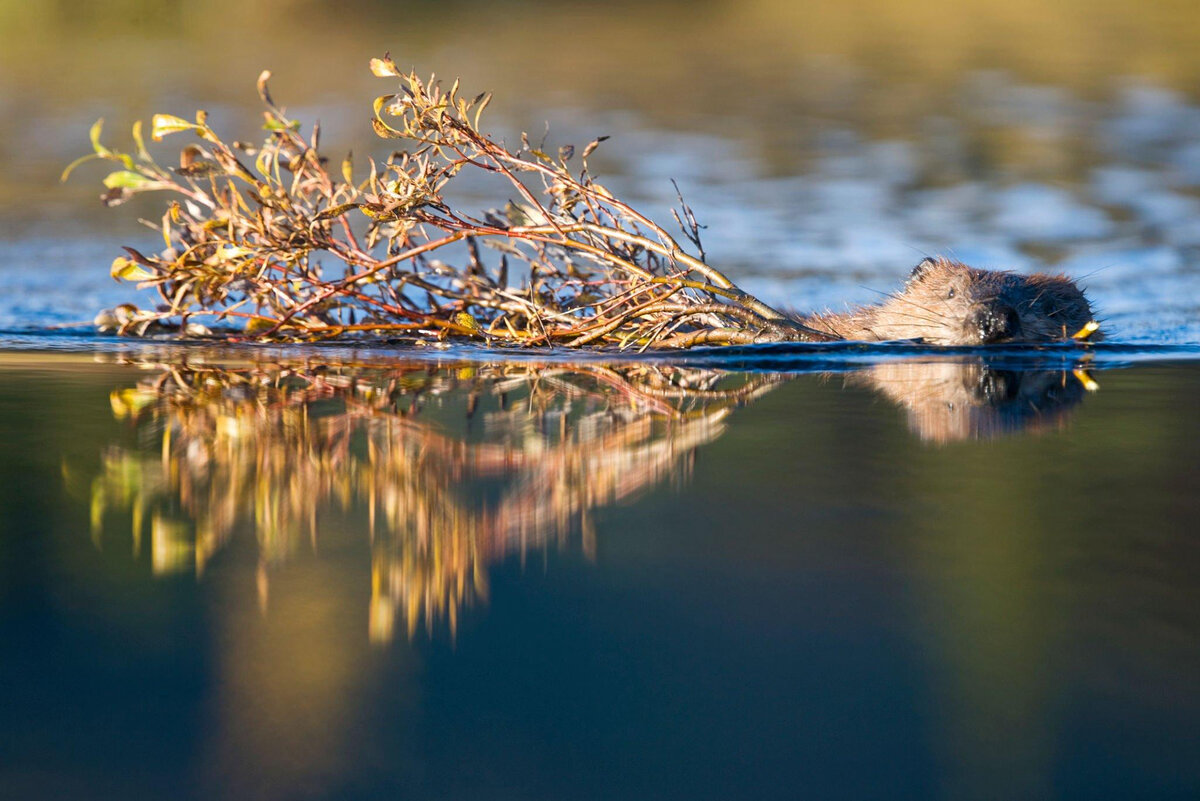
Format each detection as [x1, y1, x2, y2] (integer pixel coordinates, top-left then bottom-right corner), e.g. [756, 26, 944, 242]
[0, 350, 1198, 800]
[2, 0, 1200, 797]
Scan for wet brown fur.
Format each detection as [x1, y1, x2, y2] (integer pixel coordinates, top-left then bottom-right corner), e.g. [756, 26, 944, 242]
[796, 257, 1100, 345]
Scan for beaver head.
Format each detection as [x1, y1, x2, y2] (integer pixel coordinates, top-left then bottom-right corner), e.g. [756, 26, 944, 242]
[835, 257, 1101, 345]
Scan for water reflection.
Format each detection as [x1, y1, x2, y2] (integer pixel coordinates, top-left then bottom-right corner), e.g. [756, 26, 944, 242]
[87, 357, 780, 641]
[844, 358, 1094, 443]
[82, 354, 1097, 640]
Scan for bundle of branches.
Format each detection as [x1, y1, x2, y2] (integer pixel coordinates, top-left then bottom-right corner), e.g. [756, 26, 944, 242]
[68, 55, 833, 348]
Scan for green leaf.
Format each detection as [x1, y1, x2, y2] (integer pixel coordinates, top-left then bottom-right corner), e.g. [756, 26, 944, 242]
[262, 116, 300, 132]
[102, 170, 155, 190]
[62, 118, 121, 181]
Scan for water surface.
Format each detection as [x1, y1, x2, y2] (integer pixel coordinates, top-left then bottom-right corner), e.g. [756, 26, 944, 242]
[0, 352, 1198, 799]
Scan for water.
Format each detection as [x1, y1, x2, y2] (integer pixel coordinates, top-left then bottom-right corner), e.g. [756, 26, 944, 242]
[1, 353, 1198, 799]
[7, 70, 1200, 343]
[2, 1, 1200, 797]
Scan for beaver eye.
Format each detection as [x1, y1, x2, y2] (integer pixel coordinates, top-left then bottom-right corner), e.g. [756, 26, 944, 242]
[947, 287, 956, 299]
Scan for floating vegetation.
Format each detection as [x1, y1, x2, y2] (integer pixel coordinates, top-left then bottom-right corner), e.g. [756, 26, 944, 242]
[67, 56, 832, 349]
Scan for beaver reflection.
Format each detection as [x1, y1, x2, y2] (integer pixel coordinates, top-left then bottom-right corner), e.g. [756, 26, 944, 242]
[85, 358, 780, 641]
[845, 359, 1094, 443]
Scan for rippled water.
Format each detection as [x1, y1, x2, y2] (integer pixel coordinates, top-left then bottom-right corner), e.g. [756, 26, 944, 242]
[5, 70, 1200, 346]
[2, 1, 1199, 797]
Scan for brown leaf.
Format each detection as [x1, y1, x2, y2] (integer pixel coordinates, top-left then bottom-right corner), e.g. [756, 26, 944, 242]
[174, 161, 223, 178]
[582, 136, 610, 159]
[122, 247, 155, 266]
[179, 144, 205, 168]
[100, 187, 131, 207]
[257, 70, 274, 107]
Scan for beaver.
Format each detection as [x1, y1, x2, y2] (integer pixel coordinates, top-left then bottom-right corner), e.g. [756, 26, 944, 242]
[844, 360, 1088, 442]
[795, 257, 1101, 345]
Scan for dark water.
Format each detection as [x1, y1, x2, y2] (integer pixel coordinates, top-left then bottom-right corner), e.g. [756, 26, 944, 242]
[0, 350, 1197, 800]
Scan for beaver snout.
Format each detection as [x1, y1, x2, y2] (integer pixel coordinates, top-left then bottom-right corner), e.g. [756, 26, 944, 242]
[973, 368, 1021, 402]
[965, 303, 1022, 344]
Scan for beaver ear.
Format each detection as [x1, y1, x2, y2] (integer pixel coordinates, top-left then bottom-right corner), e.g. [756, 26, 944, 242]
[909, 257, 938, 283]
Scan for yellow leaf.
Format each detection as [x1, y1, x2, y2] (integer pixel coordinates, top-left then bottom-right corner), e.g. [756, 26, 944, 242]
[90, 485, 106, 536]
[89, 118, 109, 156]
[217, 245, 252, 259]
[151, 113, 196, 141]
[455, 312, 482, 333]
[60, 153, 101, 183]
[109, 387, 158, 418]
[315, 202, 360, 221]
[245, 317, 277, 334]
[110, 257, 154, 281]
[369, 56, 401, 77]
[132, 120, 151, 161]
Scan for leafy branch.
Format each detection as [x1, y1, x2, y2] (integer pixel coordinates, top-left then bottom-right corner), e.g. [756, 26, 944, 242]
[68, 55, 835, 348]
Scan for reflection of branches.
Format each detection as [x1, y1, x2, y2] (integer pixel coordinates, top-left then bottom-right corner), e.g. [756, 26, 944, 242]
[88, 357, 780, 641]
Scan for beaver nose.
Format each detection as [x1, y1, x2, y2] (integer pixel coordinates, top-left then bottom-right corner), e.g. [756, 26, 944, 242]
[966, 303, 1022, 344]
[974, 369, 1021, 402]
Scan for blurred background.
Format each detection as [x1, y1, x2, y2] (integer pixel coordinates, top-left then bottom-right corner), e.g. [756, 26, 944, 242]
[1, 0, 1199, 341]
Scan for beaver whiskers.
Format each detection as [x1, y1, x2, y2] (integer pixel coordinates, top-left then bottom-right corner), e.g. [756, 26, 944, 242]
[795, 257, 1101, 345]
